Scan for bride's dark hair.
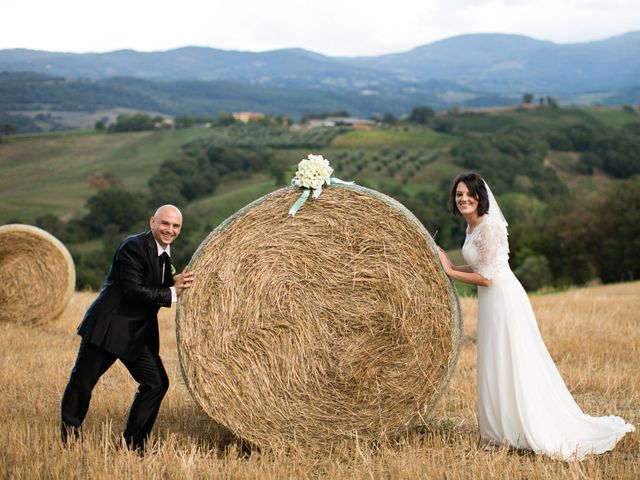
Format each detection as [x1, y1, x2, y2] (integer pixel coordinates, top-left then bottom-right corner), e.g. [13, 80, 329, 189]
[449, 172, 490, 216]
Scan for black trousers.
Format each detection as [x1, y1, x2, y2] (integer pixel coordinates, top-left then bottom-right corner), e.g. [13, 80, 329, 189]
[60, 340, 169, 450]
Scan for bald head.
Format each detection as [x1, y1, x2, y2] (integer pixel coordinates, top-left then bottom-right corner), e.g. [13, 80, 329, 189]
[153, 204, 182, 220]
[150, 204, 183, 248]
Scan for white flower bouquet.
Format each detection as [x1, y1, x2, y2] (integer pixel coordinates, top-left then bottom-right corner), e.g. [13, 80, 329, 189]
[288, 153, 352, 216]
[291, 154, 334, 193]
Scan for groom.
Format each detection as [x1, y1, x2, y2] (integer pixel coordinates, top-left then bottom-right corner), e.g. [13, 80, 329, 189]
[60, 204, 194, 452]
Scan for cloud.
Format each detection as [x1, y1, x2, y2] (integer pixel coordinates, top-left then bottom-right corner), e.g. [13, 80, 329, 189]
[1, 0, 639, 55]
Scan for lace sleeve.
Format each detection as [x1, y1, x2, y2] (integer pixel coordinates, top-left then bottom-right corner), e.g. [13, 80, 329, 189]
[471, 220, 508, 280]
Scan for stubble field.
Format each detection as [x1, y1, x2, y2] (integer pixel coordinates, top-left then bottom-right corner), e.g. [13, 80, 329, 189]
[0, 282, 638, 479]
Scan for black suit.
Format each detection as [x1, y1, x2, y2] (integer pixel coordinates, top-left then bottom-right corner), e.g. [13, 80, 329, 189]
[61, 231, 174, 450]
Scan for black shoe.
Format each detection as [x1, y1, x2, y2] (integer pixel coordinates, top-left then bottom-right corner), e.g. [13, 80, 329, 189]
[124, 441, 143, 455]
[61, 424, 81, 444]
[124, 437, 153, 457]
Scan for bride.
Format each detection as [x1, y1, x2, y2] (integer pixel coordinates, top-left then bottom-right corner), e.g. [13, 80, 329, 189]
[437, 172, 634, 460]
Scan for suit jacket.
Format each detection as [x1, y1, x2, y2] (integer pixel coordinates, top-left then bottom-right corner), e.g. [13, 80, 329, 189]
[77, 231, 173, 361]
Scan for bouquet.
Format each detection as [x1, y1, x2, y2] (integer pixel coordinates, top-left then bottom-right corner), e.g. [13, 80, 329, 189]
[288, 154, 352, 216]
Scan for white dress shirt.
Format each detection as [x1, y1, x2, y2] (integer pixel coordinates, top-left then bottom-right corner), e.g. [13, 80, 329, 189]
[155, 240, 177, 304]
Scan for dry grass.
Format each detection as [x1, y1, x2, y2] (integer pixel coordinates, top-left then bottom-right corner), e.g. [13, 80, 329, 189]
[178, 186, 461, 449]
[0, 282, 638, 479]
[0, 224, 75, 325]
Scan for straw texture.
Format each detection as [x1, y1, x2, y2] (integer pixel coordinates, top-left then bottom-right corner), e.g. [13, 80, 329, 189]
[176, 185, 461, 449]
[0, 224, 75, 325]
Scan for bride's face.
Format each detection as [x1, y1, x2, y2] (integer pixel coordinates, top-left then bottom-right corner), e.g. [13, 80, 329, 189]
[455, 181, 478, 216]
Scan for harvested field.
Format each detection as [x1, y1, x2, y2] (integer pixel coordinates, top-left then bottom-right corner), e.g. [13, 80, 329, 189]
[0, 282, 638, 479]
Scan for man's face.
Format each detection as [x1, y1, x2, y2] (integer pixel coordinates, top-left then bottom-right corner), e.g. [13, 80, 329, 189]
[150, 207, 182, 248]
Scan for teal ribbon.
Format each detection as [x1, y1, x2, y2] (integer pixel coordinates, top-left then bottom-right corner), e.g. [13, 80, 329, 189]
[288, 177, 354, 217]
[288, 188, 311, 216]
[329, 178, 354, 186]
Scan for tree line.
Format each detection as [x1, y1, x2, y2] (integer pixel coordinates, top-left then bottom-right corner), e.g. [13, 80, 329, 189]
[26, 109, 640, 291]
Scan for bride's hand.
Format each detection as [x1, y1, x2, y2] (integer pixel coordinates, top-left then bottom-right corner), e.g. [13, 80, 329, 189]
[437, 247, 453, 273]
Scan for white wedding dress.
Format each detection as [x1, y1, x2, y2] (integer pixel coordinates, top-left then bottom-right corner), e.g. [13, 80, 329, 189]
[462, 215, 635, 460]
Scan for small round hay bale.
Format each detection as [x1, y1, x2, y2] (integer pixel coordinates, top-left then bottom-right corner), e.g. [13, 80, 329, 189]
[177, 185, 461, 449]
[0, 224, 75, 325]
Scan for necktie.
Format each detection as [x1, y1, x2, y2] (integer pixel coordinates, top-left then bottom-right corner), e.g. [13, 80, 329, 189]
[160, 252, 171, 286]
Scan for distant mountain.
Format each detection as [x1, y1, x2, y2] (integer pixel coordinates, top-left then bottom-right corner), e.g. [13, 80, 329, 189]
[2, 32, 640, 132]
[2, 32, 639, 96]
[0, 47, 403, 91]
[348, 32, 640, 94]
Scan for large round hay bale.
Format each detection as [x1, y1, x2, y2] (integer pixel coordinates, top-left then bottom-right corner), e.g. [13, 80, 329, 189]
[177, 185, 461, 449]
[0, 224, 75, 325]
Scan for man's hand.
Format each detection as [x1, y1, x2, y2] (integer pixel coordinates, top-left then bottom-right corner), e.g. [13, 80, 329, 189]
[174, 267, 194, 296]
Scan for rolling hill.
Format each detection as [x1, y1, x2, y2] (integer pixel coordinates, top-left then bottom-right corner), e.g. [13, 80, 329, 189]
[1, 104, 635, 227]
[3, 104, 639, 291]
[2, 33, 640, 95]
[1, 32, 639, 128]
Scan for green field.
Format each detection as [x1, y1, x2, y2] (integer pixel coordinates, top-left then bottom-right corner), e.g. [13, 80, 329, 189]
[3, 105, 635, 226]
[1, 105, 638, 292]
[580, 106, 640, 128]
[0, 110, 626, 229]
[447, 107, 605, 133]
[0, 128, 215, 223]
[0, 127, 459, 226]
[1, 105, 636, 242]
[330, 127, 456, 149]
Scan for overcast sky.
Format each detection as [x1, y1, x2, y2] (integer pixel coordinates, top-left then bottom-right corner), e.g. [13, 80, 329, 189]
[3, 0, 639, 56]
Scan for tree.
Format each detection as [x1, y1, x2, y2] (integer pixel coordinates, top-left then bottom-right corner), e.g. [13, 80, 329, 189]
[84, 188, 147, 236]
[174, 115, 196, 129]
[300, 111, 350, 123]
[269, 157, 290, 186]
[545, 131, 573, 151]
[108, 113, 157, 132]
[522, 93, 534, 104]
[408, 106, 434, 124]
[562, 124, 598, 151]
[514, 256, 553, 291]
[576, 152, 602, 175]
[546, 177, 640, 284]
[432, 116, 454, 133]
[594, 176, 640, 282]
[546, 96, 558, 109]
[35, 214, 67, 240]
[274, 115, 291, 126]
[217, 111, 235, 126]
[594, 126, 640, 178]
[381, 113, 398, 125]
[0, 123, 17, 135]
[74, 249, 111, 290]
[87, 171, 124, 190]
